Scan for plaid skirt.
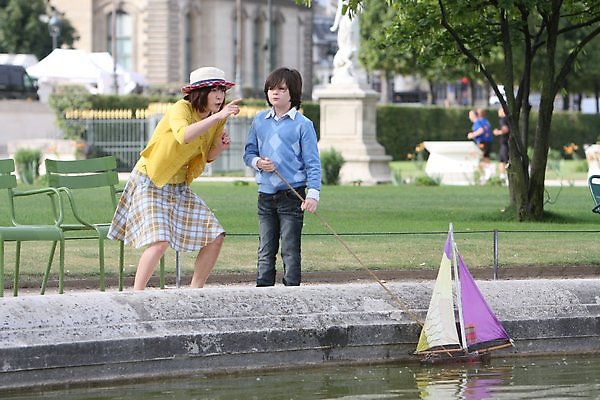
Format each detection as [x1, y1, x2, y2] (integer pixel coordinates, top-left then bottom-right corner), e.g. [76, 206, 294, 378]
[107, 169, 225, 252]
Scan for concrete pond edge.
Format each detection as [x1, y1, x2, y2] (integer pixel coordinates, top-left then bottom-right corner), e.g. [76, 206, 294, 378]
[1, 278, 599, 391]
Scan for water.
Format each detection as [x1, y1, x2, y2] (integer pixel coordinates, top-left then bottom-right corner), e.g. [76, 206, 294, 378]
[3, 354, 600, 399]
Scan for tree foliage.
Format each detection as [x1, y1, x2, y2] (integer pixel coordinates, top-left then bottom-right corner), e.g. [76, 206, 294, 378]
[0, 0, 78, 60]
[306, 0, 600, 221]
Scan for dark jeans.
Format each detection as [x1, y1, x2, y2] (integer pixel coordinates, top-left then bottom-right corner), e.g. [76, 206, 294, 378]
[256, 187, 305, 286]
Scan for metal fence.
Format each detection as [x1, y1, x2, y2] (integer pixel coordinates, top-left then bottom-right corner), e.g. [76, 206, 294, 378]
[70, 115, 254, 173]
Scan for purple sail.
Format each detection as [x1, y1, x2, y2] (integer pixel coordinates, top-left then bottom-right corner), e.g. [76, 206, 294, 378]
[458, 252, 511, 348]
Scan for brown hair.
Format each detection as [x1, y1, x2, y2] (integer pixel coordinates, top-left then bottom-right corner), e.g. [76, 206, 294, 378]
[263, 67, 303, 110]
[184, 86, 227, 113]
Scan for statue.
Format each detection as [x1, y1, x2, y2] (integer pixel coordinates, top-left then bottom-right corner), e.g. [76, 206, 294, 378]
[317, 0, 392, 185]
[330, 0, 361, 85]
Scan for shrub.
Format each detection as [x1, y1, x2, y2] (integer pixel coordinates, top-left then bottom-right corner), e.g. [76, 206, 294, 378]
[415, 175, 440, 186]
[48, 85, 93, 140]
[13, 148, 42, 184]
[320, 148, 345, 185]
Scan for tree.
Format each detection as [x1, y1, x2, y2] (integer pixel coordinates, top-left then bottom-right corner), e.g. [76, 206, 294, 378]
[360, 0, 488, 105]
[0, 0, 78, 61]
[568, 34, 600, 113]
[308, 0, 600, 221]
[359, 0, 415, 102]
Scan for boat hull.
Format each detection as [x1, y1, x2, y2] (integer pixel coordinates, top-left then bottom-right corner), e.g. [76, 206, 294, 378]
[419, 351, 491, 365]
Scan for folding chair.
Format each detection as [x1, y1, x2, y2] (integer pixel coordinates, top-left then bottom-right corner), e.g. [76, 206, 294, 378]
[45, 156, 124, 291]
[0, 159, 65, 296]
[588, 175, 600, 214]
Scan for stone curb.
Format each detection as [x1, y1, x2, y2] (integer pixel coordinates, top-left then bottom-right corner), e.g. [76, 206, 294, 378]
[1, 279, 599, 391]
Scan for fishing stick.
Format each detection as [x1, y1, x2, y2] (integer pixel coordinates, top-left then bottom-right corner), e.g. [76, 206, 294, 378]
[271, 168, 423, 327]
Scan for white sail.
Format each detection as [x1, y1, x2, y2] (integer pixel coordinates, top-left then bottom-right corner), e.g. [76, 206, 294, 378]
[416, 231, 460, 352]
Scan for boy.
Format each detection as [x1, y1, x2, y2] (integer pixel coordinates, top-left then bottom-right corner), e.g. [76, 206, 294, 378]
[243, 67, 322, 286]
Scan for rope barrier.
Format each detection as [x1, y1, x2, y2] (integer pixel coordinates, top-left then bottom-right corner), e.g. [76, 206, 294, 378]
[271, 169, 424, 327]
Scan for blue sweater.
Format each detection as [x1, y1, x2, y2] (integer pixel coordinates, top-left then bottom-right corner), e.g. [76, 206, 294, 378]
[243, 108, 321, 196]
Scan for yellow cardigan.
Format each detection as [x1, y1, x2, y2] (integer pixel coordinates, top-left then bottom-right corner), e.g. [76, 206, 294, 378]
[135, 99, 226, 187]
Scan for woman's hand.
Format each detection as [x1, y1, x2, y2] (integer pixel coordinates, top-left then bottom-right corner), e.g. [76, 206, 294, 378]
[208, 129, 231, 161]
[214, 129, 231, 153]
[217, 98, 242, 120]
[184, 99, 242, 143]
[220, 129, 231, 148]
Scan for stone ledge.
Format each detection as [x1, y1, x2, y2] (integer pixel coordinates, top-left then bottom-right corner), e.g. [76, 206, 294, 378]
[1, 279, 599, 390]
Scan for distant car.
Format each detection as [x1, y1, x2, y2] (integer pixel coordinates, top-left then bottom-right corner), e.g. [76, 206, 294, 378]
[0, 64, 39, 100]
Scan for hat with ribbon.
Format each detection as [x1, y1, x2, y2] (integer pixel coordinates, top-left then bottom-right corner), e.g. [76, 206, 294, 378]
[181, 67, 235, 94]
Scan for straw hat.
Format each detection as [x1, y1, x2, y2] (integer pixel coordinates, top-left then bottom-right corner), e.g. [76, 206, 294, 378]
[181, 67, 235, 94]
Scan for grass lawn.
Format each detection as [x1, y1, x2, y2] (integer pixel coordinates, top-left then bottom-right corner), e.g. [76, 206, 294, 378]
[390, 159, 589, 183]
[1, 159, 598, 289]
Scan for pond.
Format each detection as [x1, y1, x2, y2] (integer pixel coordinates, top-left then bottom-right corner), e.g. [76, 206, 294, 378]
[3, 354, 599, 399]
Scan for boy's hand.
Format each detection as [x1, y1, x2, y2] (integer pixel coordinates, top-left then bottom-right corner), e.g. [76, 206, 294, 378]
[258, 157, 276, 172]
[302, 198, 318, 213]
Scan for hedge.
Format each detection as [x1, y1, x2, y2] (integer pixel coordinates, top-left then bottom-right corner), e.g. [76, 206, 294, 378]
[50, 91, 600, 161]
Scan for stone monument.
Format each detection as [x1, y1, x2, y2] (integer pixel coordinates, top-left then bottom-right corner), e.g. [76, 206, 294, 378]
[314, 0, 391, 185]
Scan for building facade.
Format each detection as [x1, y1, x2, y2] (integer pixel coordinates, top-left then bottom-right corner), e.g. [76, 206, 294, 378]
[50, 0, 314, 98]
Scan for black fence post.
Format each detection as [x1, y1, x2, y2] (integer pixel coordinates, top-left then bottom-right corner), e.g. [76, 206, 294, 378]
[493, 229, 499, 280]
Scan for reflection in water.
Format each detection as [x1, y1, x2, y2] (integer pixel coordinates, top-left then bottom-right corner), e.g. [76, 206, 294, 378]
[2, 355, 600, 399]
[415, 365, 512, 399]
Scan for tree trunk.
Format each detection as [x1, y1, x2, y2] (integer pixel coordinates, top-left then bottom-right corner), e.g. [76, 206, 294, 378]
[528, 2, 561, 220]
[386, 74, 395, 103]
[594, 81, 600, 114]
[507, 102, 531, 220]
[562, 93, 569, 111]
[562, 80, 569, 111]
[427, 79, 439, 105]
[507, 131, 528, 217]
[529, 98, 553, 219]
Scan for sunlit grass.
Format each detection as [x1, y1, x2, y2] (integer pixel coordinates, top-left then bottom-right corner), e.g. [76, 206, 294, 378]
[1, 161, 598, 291]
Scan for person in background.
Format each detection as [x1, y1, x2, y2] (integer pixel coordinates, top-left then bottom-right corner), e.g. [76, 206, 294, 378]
[467, 108, 493, 180]
[108, 67, 241, 290]
[493, 106, 510, 182]
[243, 67, 322, 287]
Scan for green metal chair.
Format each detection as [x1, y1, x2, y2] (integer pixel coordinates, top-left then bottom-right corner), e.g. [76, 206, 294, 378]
[45, 156, 125, 291]
[588, 175, 600, 213]
[0, 159, 65, 297]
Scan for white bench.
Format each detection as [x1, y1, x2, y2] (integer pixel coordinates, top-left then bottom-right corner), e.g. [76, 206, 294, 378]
[585, 144, 600, 178]
[424, 141, 482, 185]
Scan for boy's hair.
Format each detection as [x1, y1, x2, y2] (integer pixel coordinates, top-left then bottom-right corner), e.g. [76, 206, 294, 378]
[185, 86, 227, 113]
[264, 67, 303, 110]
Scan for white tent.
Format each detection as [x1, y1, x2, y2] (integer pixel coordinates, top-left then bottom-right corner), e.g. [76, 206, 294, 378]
[27, 49, 147, 100]
[0, 53, 39, 68]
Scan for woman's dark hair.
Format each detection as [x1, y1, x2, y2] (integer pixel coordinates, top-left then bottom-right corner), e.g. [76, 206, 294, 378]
[264, 67, 303, 110]
[185, 86, 227, 113]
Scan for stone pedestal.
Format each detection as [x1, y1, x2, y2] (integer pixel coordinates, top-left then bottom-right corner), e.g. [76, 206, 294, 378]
[315, 83, 392, 185]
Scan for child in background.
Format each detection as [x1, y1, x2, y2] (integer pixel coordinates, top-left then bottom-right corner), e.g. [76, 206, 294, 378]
[243, 67, 321, 286]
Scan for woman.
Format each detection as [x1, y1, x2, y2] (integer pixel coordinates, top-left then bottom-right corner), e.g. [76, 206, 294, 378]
[108, 67, 241, 290]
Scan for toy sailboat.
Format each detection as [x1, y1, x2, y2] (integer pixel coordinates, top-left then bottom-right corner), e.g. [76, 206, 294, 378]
[415, 224, 514, 364]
